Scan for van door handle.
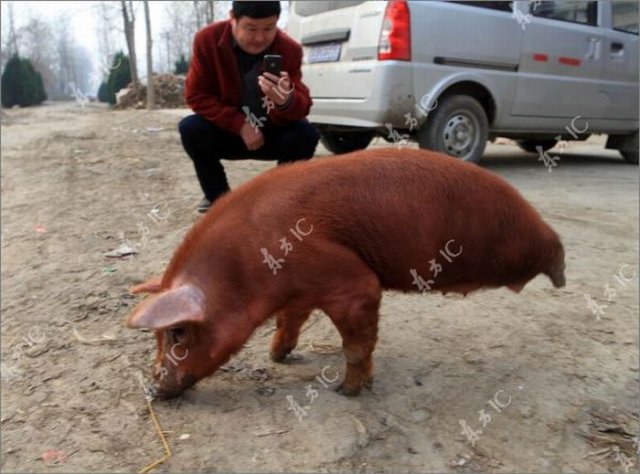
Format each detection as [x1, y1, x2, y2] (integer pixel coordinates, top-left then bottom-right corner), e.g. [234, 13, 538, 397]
[586, 38, 601, 60]
[610, 41, 625, 60]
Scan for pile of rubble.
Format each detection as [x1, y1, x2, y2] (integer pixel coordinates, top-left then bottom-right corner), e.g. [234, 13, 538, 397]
[115, 74, 186, 109]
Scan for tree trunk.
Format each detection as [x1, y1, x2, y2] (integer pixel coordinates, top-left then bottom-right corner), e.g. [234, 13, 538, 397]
[121, 0, 139, 85]
[97, 2, 113, 77]
[144, 0, 154, 109]
[161, 31, 168, 73]
[205, 0, 215, 24]
[8, 2, 20, 56]
[193, 1, 202, 29]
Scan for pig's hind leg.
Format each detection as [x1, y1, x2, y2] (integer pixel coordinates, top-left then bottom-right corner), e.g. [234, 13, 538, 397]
[270, 308, 313, 362]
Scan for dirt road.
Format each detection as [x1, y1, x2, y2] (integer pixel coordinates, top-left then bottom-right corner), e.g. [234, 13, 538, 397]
[1, 103, 638, 473]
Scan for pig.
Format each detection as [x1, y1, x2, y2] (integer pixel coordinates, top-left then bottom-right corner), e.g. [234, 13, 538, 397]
[126, 147, 565, 399]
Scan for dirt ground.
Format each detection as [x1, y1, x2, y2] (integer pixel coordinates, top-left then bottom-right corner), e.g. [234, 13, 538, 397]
[1, 102, 638, 473]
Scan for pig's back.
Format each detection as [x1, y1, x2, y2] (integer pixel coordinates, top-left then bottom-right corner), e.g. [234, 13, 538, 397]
[209, 148, 560, 292]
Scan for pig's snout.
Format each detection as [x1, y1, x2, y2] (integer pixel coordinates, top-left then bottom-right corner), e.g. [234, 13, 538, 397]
[546, 241, 566, 288]
[551, 269, 566, 288]
[151, 363, 198, 399]
[549, 253, 566, 288]
[151, 383, 184, 400]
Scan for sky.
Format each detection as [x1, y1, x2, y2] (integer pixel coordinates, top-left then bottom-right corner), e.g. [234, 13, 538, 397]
[1, 1, 290, 93]
[2, 1, 171, 91]
[0, 1, 297, 93]
[1, 1, 289, 70]
[3, 1, 181, 61]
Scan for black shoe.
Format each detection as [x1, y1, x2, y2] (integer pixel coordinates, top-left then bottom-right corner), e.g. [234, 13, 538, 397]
[197, 197, 211, 213]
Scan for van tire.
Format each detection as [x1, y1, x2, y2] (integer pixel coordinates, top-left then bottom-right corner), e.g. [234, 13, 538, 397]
[516, 139, 558, 154]
[620, 130, 638, 164]
[319, 129, 375, 155]
[621, 150, 639, 164]
[418, 95, 488, 163]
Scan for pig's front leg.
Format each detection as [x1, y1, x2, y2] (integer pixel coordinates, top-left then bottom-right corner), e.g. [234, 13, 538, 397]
[270, 308, 312, 362]
[316, 255, 382, 397]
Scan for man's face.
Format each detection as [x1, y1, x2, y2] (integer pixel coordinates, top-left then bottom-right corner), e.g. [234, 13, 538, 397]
[230, 14, 279, 55]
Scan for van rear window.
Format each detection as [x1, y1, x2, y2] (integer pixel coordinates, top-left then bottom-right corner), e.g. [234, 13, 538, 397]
[294, 1, 366, 17]
[451, 1, 513, 12]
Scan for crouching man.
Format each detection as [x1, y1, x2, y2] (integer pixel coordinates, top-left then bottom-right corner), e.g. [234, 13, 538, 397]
[179, 1, 320, 212]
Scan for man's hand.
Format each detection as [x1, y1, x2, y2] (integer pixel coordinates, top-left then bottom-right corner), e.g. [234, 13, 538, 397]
[258, 71, 293, 107]
[239, 122, 265, 151]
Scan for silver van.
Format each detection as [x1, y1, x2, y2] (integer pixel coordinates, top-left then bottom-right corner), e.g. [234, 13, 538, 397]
[287, 0, 639, 163]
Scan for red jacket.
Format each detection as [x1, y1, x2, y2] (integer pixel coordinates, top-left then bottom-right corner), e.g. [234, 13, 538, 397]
[185, 20, 313, 135]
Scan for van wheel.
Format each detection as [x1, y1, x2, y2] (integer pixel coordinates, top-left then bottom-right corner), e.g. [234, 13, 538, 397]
[319, 128, 375, 155]
[620, 130, 638, 164]
[418, 95, 488, 163]
[621, 150, 639, 164]
[516, 139, 558, 154]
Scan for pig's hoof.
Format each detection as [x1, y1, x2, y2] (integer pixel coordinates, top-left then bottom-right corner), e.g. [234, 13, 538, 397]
[335, 375, 373, 396]
[270, 350, 299, 363]
[335, 383, 361, 397]
[270, 351, 288, 363]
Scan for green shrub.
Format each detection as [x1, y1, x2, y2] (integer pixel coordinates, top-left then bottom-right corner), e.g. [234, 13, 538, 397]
[106, 52, 132, 105]
[97, 81, 109, 103]
[174, 54, 189, 75]
[1, 54, 47, 107]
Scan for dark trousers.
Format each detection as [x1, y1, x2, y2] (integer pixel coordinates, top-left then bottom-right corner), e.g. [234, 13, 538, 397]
[179, 114, 320, 202]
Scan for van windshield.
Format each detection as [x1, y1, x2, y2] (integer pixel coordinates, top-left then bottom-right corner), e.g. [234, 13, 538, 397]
[294, 1, 366, 16]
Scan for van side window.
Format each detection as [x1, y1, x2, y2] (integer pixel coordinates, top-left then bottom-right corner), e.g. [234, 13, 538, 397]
[294, 1, 365, 16]
[531, 1, 597, 26]
[453, 1, 513, 12]
[612, 1, 639, 34]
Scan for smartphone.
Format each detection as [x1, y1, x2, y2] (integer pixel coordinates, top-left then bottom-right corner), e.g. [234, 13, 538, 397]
[263, 54, 282, 77]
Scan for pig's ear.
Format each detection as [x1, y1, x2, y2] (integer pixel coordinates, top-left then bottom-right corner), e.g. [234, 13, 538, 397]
[126, 285, 206, 330]
[130, 276, 163, 295]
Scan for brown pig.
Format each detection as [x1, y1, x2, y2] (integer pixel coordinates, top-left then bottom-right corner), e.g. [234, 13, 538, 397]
[126, 147, 565, 399]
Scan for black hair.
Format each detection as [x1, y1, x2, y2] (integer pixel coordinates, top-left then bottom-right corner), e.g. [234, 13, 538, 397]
[231, 1, 281, 19]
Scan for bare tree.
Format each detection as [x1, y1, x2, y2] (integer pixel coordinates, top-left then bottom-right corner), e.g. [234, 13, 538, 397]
[22, 13, 93, 100]
[1, 2, 15, 71]
[158, 1, 228, 75]
[193, 0, 203, 29]
[52, 13, 93, 100]
[53, 12, 75, 98]
[160, 31, 171, 73]
[161, 1, 201, 72]
[143, 0, 154, 109]
[205, 0, 215, 24]
[120, 0, 139, 85]
[1, 1, 20, 72]
[193, 0, 217, 28]
[19, 14, 57, 96]
[168, 2, 191, 62]
[150, 0, 228, 79]
[8, 1, 20, 56]
[95, 1, 121, 78]
[0, 2, 95, 100]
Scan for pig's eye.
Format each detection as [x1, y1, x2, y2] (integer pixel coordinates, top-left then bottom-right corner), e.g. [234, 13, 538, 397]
[168, 326, 188, 345]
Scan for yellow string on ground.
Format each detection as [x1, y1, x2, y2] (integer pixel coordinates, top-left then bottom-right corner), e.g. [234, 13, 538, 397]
[138, 398, 172, 473]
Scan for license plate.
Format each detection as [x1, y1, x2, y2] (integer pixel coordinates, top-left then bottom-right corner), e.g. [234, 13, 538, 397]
[308, 42, 342, 63]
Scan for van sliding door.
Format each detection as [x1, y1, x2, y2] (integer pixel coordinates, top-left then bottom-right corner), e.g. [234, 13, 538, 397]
[511, 1, 604, 119]
[599, 0, 639, 122]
